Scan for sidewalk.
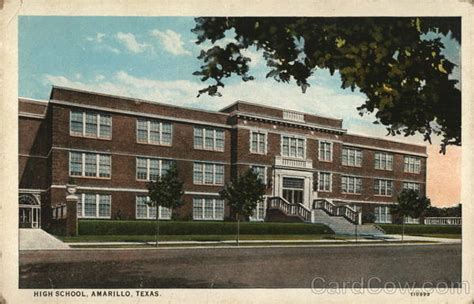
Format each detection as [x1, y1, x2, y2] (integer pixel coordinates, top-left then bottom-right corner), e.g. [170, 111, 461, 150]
[66, 234, 460, 248]
[20, 229, 70, 250]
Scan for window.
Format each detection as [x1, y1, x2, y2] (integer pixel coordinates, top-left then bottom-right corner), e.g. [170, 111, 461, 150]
[135, 196, 171, 219]
[136, 157, 173, 181]
[70, 110, 112, 139]
[342, 147, 362, 167]
[194, 127, 225, 151]
[69, 152, 111, 178]
[251, 166, 267, 184]
[341, 176, 362, 194]
[318, 172, 332, 192]
[403, 182, 421, 193]
[193, 163, 225, 185]
[250, 131, 267, 154]
[319, 141, 333, 162]
[77, 193, 111, 218]
[136, 118, 173, 146]
[404, 216, 420, 224]
[281, 135, 305, 158]
[193, 197, 225, 220]
[374, 206, 392, 223]
[250, 200, 266, 221]
[374, 179, 393, 196]
[404, 156, 421, 173]
[374, 152, 393, 170]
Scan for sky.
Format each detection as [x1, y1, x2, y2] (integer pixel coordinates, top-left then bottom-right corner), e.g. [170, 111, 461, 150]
[19, 16, 461, 207]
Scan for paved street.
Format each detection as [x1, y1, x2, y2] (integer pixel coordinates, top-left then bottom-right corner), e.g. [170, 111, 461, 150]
[19, 244, 461, 288]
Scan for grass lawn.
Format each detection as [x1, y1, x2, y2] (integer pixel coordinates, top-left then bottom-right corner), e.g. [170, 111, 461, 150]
[59, 234, 347, 243]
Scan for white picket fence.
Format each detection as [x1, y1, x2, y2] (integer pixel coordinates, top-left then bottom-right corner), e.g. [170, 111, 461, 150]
[423, 217, 461, 226]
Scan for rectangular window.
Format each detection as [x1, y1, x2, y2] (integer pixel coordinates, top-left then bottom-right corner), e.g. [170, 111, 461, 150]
[251, 166, 267, 184]
[403, 182, 421, 193]
[250, 200, 266, 221]
[404, 156, 421, 173]
[70, 111, 83, 135]
[136, 157, 174, 181]
[374, 152, 393, 170]
[70, 110, 112, 139]
[136, 118, 173, 146]
[374, 179, 393, 196]
[77, 193, 111, 218]
[193, 163, 224, 185]
[281, 135, 305, 158]
[341, 176, 362, 194]
[318, 172, 332, 192]
[69, 152, 111, 178]
[250, 131, 267, 154]
[342, 147, 362, 167]
[135, 196, 171, 220]
[194, 127, 225, 151]
[319, 141, 333, 162]
[374, 206, 392, 223]
[69, 152, 83, 176]
[193, 197, 225, 220]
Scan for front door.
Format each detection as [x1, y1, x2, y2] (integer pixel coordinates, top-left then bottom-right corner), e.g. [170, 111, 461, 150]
[19, 207, 32, 228]
[282, 177, 304, 204]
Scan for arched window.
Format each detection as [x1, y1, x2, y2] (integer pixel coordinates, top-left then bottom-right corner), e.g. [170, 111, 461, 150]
[19, 194, 39, 205]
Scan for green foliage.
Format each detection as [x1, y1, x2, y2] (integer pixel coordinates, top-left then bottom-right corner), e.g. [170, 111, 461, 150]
[362, 212, 376, 224]
[425, 204, 461, 217]
[147, 163, 184, 212]
[78, 220, 334, 235]
[219, 169, 266, 219]
[192, 17, 461, 152]
[378, 224, 460, 235]
[391, 189, 431, 218]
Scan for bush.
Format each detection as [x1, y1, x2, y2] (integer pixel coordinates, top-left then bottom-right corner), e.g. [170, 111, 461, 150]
[362, 212, 376, 224]
[78, 220, 334, 236]
[378, 224, 461, 234]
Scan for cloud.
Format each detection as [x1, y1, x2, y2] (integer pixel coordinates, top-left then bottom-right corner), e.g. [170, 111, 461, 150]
[150, 29, 192, 56]
[85, 32, 105, 43]
[115, 32, 152, 54]
[84, 33, 120, 54]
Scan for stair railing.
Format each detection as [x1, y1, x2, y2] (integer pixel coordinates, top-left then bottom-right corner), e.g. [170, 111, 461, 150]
[337, 205, 358, 224]
[313, 199, 337, 215]
[267, 196, 311, 222]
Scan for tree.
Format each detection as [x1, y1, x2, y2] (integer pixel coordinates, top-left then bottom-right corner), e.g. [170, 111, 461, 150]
[391, 189, 431, 242]
[147, 163, 184, 247]
[192, 17, 460, 153]
[219, 169, 266, 246]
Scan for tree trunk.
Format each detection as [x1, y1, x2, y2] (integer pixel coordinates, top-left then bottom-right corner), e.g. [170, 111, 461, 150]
[155, 205, 160, 248]
[236, 213, 240, 247]
[401, 215, 405, 243]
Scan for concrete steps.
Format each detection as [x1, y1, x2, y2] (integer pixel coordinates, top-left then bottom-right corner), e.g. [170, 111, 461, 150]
[312, 209, 384, 236]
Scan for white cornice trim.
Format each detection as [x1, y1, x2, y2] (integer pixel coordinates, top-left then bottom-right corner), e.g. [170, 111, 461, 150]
[219, 100, 343, 122]
[50, 99, 232, 129]
[233, 112, 346, 134]
[52, 146, 231, 165]
[19, 112, 46, 119]
[342, 142, 428, 157]
[51, 86, 229, 117]
[184, 191, 220, 196]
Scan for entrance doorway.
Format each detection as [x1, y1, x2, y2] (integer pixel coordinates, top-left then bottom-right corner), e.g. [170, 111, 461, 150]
[19, 194, 41, 229]
[282, 177, 304, 204]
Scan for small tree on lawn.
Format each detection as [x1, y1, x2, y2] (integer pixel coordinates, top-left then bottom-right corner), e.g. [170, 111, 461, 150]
[147, 163, 184, 247]
[219, 169, 266, 246]
[391, 189, 431, 242]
